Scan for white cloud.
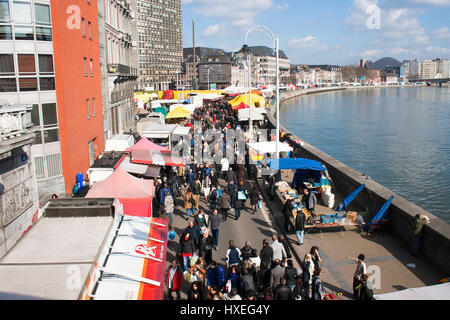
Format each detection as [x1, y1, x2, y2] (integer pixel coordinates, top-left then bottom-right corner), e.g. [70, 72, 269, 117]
[186, 0, 274, 28]
[274, 1, 289, 11]
[202, 23, 226, 37]
[411, 0, 450, 6]
[288, 36, 329, 51]
[432, 27, 450, 40]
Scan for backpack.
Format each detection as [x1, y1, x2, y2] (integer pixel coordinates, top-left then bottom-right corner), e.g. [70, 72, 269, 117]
[228, 247, 240, 266]
[210, 189, 218, 201]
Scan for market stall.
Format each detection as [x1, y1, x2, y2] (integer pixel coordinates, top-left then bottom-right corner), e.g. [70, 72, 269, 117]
[247, 141, 293, 161]
[373, 283, 450, 300]
[85, 168, 154, 217]
[80, 200, 169, 300]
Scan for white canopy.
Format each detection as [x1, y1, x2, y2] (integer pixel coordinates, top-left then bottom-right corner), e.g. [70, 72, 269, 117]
[374, 283, 450, 300]
[238, 108, 267, 121]
[104, 134, 135, 152]
[247, 141, 293, 154]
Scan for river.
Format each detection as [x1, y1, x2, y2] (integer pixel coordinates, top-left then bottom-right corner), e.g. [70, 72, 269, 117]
[280, 86, 450, 223]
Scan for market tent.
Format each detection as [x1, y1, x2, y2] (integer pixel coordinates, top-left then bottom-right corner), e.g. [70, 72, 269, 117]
[238, 108, 267, 121]
[126, 137, 170, 152]
[247, 141, 293, 161]
[268, 158, 326, 171]
[165, 106, 192, 119]
[131, 149, 186, 167]
[134, 93, 151, 103]
[82, 202, 168, 300]
[119, 156, 161, 178]
[229, 93, 266, 109]
[85, 167, 154, 217]
[374, 283, 450, 300]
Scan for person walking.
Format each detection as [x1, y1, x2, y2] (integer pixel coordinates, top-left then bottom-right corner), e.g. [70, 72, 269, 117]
[199, 229, 214, 266]
[166, 259, 183, 300]
[284, 259, 299, 291]
[274, 278, 292, 301]
[302, 189, 317, 217]
[241, 241, 253, 262]
[202, 173, 211, 203]
[260, 239, 274, 270]
[358, 274, 374, 301]
[310, 246, 322, 271]
[179, 231, 195, 272]
[207, 260, 226, 293]
[353, 254, 367, 299]
[226, 167, 237, 185]
[270, 258, 285, 289]
[278, 234, 292, 260]
[270, 234, 287, 264]
[185, 220, 201, 252]
[410, 214, 429, 256]
[225, 240, 242, 270]
[164, 191, 174, 227]
[219, 190, 231, 222]
[183, 187, 196, 219]
[226, 265, 241, 294]
[301, 253, 315, 299]
[311, 267, 326, 300]
[191, 178, 202, 211]
[248, 184, 260, 215]
[187, 281, 204, 300]
[295, 208, 306, 246]
[248, 248, 261, 271]
[210, 209, 221, 251]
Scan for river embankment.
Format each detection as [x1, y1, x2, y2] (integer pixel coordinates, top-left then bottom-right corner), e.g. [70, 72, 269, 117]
[266, 85, 450, 274]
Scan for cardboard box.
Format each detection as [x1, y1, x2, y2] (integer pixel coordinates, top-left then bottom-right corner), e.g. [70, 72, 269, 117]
[346, 211, 357, 223]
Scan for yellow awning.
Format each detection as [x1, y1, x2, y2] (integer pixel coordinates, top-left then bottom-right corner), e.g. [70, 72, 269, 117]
[229, 93, 265, 108]
[165, 106, 192, 119]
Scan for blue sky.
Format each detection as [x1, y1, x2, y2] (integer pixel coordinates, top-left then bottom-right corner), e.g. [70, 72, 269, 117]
[182, 0, 450, 65]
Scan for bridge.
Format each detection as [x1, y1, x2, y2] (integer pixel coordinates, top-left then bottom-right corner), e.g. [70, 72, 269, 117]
[409, 78, 450, 86]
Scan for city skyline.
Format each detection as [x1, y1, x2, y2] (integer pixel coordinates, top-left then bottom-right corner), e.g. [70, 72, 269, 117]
[182, 0, 450, 65]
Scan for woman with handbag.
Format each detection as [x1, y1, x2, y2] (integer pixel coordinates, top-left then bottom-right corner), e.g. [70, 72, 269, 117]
[183, 187, 196, 219]
[234, 181, 247, 221]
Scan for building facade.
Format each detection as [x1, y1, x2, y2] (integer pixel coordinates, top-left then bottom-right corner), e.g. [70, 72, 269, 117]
[133, 0, 183, 91]
[197, 51, 231, 90]
[98, 0, 138, 139]
[0, 0, 65, 196]
[50, 0, 105, 194]
[0, 103, 39, 259]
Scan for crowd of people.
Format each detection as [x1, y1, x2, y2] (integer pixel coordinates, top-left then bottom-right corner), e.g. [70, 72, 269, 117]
[162, 96, 374, 301]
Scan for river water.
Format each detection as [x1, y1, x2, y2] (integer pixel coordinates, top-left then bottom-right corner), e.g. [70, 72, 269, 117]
[280, 86, 450, 223]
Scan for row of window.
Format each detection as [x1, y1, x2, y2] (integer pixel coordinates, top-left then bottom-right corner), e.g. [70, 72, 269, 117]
[0, 1, 52, 41]
[0, 53, 54, 92]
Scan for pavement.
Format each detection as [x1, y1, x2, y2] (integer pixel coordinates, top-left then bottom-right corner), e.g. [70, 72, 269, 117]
[164, 168, 446, 301]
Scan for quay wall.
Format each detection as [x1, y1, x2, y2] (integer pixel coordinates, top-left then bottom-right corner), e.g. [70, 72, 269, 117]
[266, 86, 450, 275]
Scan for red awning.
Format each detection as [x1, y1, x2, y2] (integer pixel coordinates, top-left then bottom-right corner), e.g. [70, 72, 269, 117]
[131, 149, 186, 167]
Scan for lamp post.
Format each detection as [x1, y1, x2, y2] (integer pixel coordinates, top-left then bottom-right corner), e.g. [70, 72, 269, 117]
[207, 67, 210, 90]
[241, 44, 253, 134]
[244, 26, 280, 159]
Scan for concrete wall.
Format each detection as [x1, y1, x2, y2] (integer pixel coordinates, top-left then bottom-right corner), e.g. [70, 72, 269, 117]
[267, 87, 450, 274]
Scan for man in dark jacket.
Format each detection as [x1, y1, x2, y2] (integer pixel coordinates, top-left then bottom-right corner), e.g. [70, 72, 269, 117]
[226, 167, 237, 185]
[185, 220, 201, 251]
[260, 239, 274, 270]
[274, 278, 292, 300]
[199, 230, 215, 265]
[219, 190, 231, 222]
[179, 231, 195, 272]
[210, 209, 221, 250]
[207, 260, 226, 292]
[241, 241, 253, 262]
[191, 178, 202, 211]
[295, 209, 306, 246]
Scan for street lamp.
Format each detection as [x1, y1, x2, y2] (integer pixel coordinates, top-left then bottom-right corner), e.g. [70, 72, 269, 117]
[244, 25, 280, 159]
[241, 44, 253, 134]
[207, 67, 210, 90]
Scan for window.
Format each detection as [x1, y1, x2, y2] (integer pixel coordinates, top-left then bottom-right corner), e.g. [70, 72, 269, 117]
[90, 59, 93, 76]
[83, 57, 87, 76]
[88, 21, 91, 39]
[19, 77, 37, 91]
[42, 103, 57, 126]
[43, 129, 59, 143]
[0, 54, 14, 74]
[0, 78, 16, 91]
[81, 17, 85, 37]
[12, 1, 31, 24]
[0, 0, 10, 22]
[34, 3, 51, 25]
[18, 54, 35, 74]
[39, 77, 55, 90]
[38, 55, 53, 74]
[88, 139, 95, 166]
[36, 27, 51, 41]
[92, 97, 96, 116]
[0, 25, 12, 39]
[86, 99, 90, 119]
[14, 25, 34, 40]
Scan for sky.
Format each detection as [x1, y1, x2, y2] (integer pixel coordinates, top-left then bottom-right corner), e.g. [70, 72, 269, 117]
[182, 0, 450, 65]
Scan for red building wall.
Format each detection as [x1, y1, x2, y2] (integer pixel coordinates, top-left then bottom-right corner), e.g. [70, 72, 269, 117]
[51, 0, 105, 194]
